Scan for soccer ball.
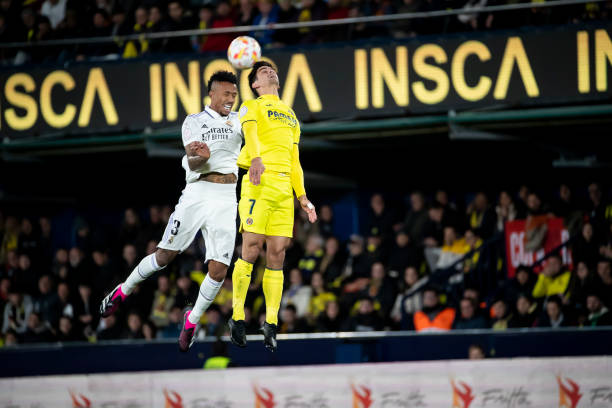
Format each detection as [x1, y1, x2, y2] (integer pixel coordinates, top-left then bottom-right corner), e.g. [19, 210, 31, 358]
[227, 36, 261, 70]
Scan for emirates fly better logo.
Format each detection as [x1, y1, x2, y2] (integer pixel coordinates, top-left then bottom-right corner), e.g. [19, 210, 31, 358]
[253, 384, 276, 408]
[450, 379, 475, 408]
[69, 391, 91, 408]
[557, 376, 582, 408]
[163, 389, 184, 408]
[351, 384, 373, 408]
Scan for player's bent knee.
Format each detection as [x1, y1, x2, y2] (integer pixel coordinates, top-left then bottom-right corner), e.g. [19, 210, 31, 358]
[155, 249, 177, 267]
[208, 261, 228, 282]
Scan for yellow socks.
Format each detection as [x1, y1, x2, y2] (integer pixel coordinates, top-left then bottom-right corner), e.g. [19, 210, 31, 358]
[263, 268, 284, 325]
[231, 258, 253, 321]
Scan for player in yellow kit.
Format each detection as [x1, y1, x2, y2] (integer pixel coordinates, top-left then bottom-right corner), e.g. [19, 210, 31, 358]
[229, 61, 317, 352]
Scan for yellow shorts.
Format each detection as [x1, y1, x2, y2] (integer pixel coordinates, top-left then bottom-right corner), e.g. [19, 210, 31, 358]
[239, 170, 294, 238]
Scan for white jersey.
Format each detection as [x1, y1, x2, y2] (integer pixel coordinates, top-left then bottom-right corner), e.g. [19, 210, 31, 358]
[181, 106, 242, 183]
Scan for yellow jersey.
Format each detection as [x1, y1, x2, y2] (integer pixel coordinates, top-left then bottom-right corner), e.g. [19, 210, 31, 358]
[237, 94, 300, 174]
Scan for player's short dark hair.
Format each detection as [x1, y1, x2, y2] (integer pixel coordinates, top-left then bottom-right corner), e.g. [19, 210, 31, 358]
[248, 61, 275, 97]
[207, 70, 237, 92]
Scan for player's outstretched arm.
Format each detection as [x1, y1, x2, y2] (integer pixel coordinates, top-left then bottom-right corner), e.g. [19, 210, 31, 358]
[185, 141, 210, 171]
[291, 143, 317, 223]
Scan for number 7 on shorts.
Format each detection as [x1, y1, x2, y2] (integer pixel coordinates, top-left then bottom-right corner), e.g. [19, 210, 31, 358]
[249, 199, 256, 214]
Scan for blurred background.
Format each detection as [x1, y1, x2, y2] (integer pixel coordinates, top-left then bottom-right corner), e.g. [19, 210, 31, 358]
[1, 0, 612, 385]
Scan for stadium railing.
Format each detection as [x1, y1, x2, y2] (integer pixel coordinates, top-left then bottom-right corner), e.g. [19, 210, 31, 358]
[2, 326, 611, 377]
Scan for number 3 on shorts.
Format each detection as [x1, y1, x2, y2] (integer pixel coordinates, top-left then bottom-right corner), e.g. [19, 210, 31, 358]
[249, 199, 256, 215]
[171, 220, 181, 235]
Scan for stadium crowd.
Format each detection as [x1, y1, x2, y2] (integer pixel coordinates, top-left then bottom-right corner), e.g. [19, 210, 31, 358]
[1, 0, 609, 65]
[1, 182, 612, 347]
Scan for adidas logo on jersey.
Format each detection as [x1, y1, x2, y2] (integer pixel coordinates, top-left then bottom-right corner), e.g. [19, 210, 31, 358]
[201, 124, 208, 128]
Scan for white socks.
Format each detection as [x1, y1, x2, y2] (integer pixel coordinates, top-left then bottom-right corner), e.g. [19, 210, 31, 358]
[121, 253, 166, 295]
[188, 274, 223, 325]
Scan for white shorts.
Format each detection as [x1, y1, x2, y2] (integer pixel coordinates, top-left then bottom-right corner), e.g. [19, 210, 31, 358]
[157, 181, 237, 266]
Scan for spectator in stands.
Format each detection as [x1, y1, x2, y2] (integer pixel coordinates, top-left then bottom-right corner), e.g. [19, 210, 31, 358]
[149, 275, 175, 328]
[508, 294, 536, 328]
[402, 192, 429, 248]
[532, 254, 571, 300]
[203, 304, 225, 337]
[468, 343, 485, 359]
[553, 184, 582, 234]
[317, 205, 335, 239]
[298, 234, 324, 282]
[319, 237, 345, 287]
[0, 278, 10, 315]
[122, 311, 144, 339]
[142, 319, 157, 340]
[342, 296, 383, 331]
[201, 0, 235, 51]
[359, 262, 395, 316]
[97, 315, 121, 340]
[537, 296, 571, 328]
[413, 287, 455, 332]
[81, 8, 118, 58]
[21, 312, 53, 343]
[499, 265, 536, 305]
[122, 6, 152, 58]
[495, 191, 517, 233]
[2, 250, 18, 282]
[1, 216, 19, 264]
[315, 299, 342, 332]
[163, 0, 194, 53]
[49, 282, 74, 327]
[91, 249, 114, 298]
[174, 273, 199, 310]
[388, 231, 420, 276]
[568, 261, 595, 310]
[436, 226, 469, 270]
[17, 218, 39, 263]
[392, 0, 420, 37]
[56, 315, 85, 342]
[368, 194, 396, 246]
[68, 247, 90, 290]
[586, 293, 612, 326]
[118, 209, 141, 251]
[14, 254, 37, 296]
[281, 268, 312, 318]
[157, 305, 183, 338]
[466, 192, 496, 240]
[308, 271, 336, 321]
[573, 223, 600, 268]
[490, 298, 511, 330]
[122, 244, 139, 277]
[147, 5, 164, 52]
[342, 234, 372, 283]
[280, 304, 309, 333]
[272, 0, 299, 45]
[453, 298, 487, 330]
[296, 0, 327, 43]
[422, 203, 444, 248]
[595, 259, 612, 307]
[236, 0, 256, 26]
[252, 0, 279, 46]
[390, 266, 425, 328]
[74, 283, 97, 337]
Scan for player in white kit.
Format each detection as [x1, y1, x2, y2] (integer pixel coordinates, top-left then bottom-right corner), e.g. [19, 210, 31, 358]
[99, 71, 242, 352]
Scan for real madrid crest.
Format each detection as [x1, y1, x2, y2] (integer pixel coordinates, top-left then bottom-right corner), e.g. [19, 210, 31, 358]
[226, 120, 233, 127]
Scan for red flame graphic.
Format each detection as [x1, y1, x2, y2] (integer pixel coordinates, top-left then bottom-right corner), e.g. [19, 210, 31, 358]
[253, 384, 276, 408]
[351, 384, 373, 408]
[451, 379, 475, 408]
[70, 391, 91, 408]
[163, 389, 184, 408]
[557, 376, 582, 408]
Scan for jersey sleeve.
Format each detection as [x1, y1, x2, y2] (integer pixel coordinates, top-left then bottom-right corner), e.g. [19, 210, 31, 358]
[239, 99, 261, 159]
[239, 99, 259, 126]
[181, 116, 200, 147]
[292, 110, 301, 144]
